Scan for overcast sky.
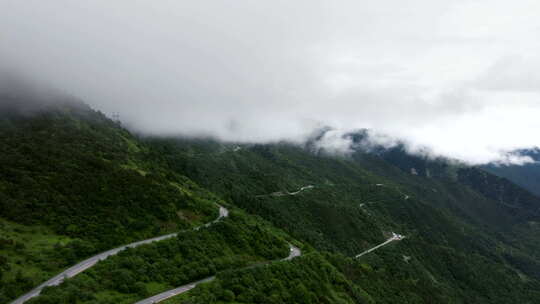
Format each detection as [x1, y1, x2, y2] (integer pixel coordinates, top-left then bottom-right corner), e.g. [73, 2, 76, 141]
[1, 1, 540, 164]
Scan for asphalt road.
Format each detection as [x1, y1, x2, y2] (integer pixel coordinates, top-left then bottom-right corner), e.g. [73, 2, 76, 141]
[135, 244, 302, 304]
[134, 277, 215, 304]
[10, 206, 229, 304]
[355, 232, 405, 258]
[256, 185, 315, 198]
[284, 244, 302, 260]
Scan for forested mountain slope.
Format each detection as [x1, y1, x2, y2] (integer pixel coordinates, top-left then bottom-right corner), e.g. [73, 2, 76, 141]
[352, 140, 540, 226]
[483, 149, 540, 196]
[3, 97, 540, 303]
[1, 99, 364, 304]
[0, 98, 217, 302]
[147, 136, 540, 303]
[26, 211, 290, 304]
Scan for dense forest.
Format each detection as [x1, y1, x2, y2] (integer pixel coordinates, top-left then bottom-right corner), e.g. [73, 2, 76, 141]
[0, 100, 216, 302]
[26, 211, 289, 304]
[168, 253, 369, 304]
[3, 98, 540, 303]
[147, 136, 540, 303]
[0, 102, 218, 246]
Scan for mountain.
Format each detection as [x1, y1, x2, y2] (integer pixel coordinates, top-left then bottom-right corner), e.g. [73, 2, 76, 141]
[483, 149, 540, 196]
[0, 98, 218, 302]
[3, 98, 540, 303]
[147, 134, 540, 303]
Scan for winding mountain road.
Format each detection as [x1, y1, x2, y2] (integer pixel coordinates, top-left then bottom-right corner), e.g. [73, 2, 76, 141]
[355, 232, 405, 258]
[135, 244, 302, 304]
[10, 206, 229, 304]
[256, 185, 315, 198]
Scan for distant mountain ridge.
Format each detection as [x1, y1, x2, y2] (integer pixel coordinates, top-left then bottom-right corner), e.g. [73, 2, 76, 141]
[483, 148, 540, 196]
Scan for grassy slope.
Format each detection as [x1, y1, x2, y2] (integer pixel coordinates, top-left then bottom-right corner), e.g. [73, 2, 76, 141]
[0, 219, 74, 300]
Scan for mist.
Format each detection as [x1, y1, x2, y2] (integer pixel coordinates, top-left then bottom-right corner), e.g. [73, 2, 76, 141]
[1, 1, 540, 164]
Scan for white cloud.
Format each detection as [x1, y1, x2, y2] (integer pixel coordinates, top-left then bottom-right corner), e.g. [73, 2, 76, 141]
[1, 0, 540, 164]
[313, 129, 355, 155]
[475, 55, 540, 92]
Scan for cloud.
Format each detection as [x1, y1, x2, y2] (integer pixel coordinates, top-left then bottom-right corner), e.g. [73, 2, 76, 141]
[492, 153, 535, 166]
[311, 129, 355, 156]
[0, 70, 81, 115]
[1, 1, 540, 164]
[475, 55, 540, 92]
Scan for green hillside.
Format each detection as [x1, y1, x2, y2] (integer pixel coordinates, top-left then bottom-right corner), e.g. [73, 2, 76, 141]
[146, 137, 540, 303]
[27, 211, 289, 304]
[3, 99, 540, 303]
[0, 99, 217, 302]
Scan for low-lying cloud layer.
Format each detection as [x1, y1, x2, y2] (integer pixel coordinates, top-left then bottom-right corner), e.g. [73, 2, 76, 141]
[1, 1, 540, 164]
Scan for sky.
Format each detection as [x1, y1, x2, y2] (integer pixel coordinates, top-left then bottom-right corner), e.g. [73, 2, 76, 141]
[1, 0, 540, 164]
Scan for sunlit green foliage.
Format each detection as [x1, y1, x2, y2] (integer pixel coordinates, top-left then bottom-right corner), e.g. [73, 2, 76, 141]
[27, 212, 288, 304]
[173, 253, 369, 304]
[4, 100, 540, 304]
[0, 102, 217, 302]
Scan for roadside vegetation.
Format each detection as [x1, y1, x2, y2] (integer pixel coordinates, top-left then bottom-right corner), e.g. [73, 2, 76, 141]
[148, 138, 540, 303]
[26, 211, 289, 304]
[0, 102, 217, 302]
[168, 253, 368, 304]
[0, 219, 74, 303]
[3, 100, 540, 303]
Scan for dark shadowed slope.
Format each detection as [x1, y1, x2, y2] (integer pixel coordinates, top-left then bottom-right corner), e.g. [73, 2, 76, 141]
[146, 136, 540, 303]
[483, 149, 540, 196]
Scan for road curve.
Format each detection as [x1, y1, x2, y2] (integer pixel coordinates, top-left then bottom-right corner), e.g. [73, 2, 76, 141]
[284, 244, 302, 261]
[10, 206, 229, 304]
[134, 244, 301, 304]
[355, 232, 405, 258]
[256, 185, 315, 198]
